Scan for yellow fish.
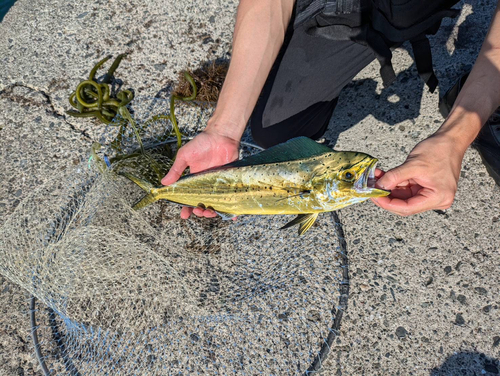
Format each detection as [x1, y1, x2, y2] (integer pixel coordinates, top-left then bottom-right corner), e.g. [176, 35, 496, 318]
[123, 137, 390, 235]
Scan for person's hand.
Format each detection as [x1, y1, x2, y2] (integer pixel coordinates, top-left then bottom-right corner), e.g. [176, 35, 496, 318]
[371, 133, 465, 216]
[161, 130, 240, 219]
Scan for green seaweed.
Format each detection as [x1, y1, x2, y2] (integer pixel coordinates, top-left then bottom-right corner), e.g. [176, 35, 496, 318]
[67, 55, 198, 185]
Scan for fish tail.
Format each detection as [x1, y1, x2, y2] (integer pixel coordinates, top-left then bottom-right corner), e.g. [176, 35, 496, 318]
[133, 193, 158, 210]
[120, 172, 155, 192]
[120, 172, 159, 210]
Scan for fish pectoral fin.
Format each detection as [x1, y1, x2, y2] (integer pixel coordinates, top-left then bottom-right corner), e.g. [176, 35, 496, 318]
[215, 211, 237, 221]
[275, 190, 312, 203]
[280, 213, 319, 236]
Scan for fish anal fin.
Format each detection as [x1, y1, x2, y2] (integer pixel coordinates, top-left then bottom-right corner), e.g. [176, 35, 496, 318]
[298, 213, 319, 235]
[280, 213, 319, 235]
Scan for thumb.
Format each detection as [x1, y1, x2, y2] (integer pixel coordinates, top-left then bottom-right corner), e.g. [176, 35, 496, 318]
[376, 163, 416, 190]
[161, 155, 188, 186]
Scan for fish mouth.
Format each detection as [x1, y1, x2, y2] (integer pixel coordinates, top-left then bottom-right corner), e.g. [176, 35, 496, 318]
[354, 159, 390, 195]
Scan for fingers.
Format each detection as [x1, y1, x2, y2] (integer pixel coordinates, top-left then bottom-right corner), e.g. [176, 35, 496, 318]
[375, 164, 417, 191]
[371, 184, 448, 216]
[180, 206, 193, 219]
[192, 207, 217, 218]
[182, 206, 218, 219]
[203, 210, 218, 218]
[372, 194, 429, 216]
[374, 168, 385, 179]
[161, 153, 188, 186]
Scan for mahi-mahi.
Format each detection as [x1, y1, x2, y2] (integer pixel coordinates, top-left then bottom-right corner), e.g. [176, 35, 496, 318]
[123, 137, 390, 235]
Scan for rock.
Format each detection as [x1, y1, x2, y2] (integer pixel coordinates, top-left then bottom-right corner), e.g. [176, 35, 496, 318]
[475, 287, 487, 295]
[457, 295, 467, 305]
[493, 336, 500, 348]
[444, 266, 452, 274]
[455, 313, 465, 326]
[359, 284, 372, 292]
[395, 326, 407, 339]
[306, 310, 321, 322]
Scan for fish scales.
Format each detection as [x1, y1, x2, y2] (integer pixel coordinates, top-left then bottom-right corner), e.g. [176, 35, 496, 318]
[157, 159, 321, 215]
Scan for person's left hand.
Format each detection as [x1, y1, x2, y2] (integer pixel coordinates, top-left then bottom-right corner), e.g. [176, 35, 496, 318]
[371, 133, 465, 216]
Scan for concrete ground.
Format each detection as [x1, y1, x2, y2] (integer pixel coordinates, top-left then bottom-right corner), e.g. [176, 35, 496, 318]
[0, 0, 498, 375]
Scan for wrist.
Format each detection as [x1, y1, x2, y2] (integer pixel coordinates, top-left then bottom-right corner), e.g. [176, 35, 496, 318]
[205, 114, 246, 142]
[435, 107, 484, 153]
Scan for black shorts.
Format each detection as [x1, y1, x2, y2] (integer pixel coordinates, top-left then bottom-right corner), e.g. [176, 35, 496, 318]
[249, 6, 376, 148]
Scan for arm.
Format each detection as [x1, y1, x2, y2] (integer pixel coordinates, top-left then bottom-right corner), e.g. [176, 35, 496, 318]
[372, 2, 500, 216]
[162, 0, 295, 219]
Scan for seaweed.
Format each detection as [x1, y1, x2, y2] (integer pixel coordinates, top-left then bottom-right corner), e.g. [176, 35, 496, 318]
[67, 55, 199, 184]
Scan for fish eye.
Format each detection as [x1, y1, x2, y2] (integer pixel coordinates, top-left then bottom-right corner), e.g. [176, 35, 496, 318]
[342, 171, 356, 181]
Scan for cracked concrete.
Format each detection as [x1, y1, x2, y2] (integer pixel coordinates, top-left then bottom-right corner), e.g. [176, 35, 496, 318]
[0, 0, 499, 375]
[0, 83, 91, 140]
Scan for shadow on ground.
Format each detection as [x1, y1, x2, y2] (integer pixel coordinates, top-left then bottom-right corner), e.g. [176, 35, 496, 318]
[325, 0, 480, 146]
[431, 352, 499, 375]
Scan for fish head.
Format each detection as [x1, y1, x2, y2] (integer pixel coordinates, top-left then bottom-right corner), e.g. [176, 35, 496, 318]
[322, 151, 390, 199]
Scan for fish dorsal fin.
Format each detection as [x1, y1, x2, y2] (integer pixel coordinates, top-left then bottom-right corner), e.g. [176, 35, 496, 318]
[176, 137, 333, 183]
[228, 137, 333, 168]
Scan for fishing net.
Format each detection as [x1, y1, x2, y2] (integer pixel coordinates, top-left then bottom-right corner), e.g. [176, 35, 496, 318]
[0, 67, 349, 375]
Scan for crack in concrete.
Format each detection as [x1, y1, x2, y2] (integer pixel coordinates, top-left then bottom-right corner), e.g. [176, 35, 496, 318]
[0, 83, 92, 141]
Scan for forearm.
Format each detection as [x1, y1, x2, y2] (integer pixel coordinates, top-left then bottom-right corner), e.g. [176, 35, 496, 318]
[437, 1, 500, 152]
[206, 0, 295, 140]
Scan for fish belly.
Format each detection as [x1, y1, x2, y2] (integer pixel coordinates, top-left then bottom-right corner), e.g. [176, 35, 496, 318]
[160, 188, 324, 215]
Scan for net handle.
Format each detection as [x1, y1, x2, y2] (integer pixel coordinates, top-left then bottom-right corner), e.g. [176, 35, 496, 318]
[30, 296, 51, 376]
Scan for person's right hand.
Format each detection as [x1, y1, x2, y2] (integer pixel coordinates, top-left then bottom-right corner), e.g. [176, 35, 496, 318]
[161, 130, 240, 219]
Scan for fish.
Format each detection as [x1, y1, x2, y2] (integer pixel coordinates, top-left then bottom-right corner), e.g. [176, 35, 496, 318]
[122, 137, 390, 235]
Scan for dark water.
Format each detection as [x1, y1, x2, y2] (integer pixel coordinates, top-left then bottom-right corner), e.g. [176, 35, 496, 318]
[0, 0, 17, 22]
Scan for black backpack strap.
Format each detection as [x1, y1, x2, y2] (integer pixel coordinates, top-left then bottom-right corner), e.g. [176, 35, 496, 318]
[371, 6, 460, 43]
[369, 3, 460, 92]
[296, 0, 366, 28]
[363, 28, 397, 87]
[336, 0, 355, 14]
[410, 34, 438, 92]
[302, 0, 460, 91]
[295, 0, 328, 29]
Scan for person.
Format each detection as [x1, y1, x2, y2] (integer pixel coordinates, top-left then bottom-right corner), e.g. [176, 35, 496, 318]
[161, 0, 500, 219]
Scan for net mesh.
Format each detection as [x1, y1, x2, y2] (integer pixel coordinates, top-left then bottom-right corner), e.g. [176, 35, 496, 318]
[0, 94, 348, 375]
